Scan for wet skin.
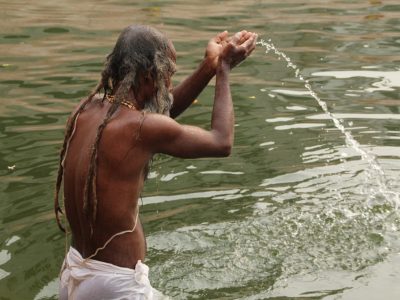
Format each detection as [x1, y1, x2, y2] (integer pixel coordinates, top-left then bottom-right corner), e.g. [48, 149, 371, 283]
[62, 30, 257, 268]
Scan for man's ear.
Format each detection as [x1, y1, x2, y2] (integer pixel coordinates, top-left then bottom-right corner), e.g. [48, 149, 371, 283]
[144, 71, 152, 81]
[138, 72, 151, 84]
[141, 71, 156, 89]
[136, 71, 157, 102]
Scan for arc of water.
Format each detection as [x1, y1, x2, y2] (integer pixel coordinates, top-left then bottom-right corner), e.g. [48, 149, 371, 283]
[256, 39, 397, 208]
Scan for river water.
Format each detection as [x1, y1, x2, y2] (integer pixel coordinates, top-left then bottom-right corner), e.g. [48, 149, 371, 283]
[1, 0, 400, 299]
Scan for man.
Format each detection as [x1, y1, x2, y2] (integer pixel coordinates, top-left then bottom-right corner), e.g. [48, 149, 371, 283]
[55, 25, 257, 299]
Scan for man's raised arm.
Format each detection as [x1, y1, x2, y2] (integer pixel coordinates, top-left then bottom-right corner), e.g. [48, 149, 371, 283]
[169, 31, 229, 119]
[170, 30, 257, 119]
[141, 31, 258, 158]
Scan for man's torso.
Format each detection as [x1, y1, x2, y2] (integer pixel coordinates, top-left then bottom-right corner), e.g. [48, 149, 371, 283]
[63, 96, 152, 269]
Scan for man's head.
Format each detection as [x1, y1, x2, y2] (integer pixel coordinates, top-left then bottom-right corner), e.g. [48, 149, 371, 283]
[55, 25, 176, 232]
[101, 25, 176, 115]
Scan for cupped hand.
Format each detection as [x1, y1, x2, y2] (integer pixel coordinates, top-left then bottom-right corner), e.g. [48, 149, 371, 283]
[220, 30, 258, 69]
[205, 31, 230, 70]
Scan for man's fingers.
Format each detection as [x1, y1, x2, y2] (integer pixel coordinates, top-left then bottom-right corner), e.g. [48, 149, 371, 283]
[241, 33, 258, 53]
[214, 30, 229, 43]
[219, 30, 257, 69]
[231, 31, 244, 44]
[238, 31, 251, 44]
[231, 31, 257, 47]
[242, 31, 253, 42]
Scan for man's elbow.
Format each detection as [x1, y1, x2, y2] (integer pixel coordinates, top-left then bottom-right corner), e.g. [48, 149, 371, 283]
[210, 132, 233, 157]
[216, 142, 232, 157]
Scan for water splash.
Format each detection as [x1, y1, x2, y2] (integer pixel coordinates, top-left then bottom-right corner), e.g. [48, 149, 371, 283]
[256, 39, 398, 208]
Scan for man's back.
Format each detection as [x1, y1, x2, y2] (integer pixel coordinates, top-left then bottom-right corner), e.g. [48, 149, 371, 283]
[57, 25, 257, 299]
[63, 96, 150, 268]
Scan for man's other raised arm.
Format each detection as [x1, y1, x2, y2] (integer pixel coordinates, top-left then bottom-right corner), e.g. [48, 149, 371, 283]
[169, 31, 229, 119]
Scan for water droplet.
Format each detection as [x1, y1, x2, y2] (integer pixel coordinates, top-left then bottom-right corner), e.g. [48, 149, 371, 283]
[256, 37, 393, 207]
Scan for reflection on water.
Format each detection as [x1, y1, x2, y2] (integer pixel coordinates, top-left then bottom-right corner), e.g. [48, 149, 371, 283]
[258, 37, 397, 213]
[1, 0, 400, 299]
[313, 70, 400, 93]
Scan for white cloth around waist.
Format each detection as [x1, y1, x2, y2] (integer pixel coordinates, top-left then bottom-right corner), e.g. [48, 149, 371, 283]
[59, 247, 165, 300]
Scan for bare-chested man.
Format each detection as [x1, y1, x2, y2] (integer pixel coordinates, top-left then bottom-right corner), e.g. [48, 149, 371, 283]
[55, 25, 257, 299]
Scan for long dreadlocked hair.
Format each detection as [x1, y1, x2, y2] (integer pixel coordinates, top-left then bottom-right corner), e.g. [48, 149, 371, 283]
[54, 25, 176, 233]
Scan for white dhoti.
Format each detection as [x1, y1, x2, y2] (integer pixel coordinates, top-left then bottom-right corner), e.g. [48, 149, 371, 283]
[59, 247, 166, 300]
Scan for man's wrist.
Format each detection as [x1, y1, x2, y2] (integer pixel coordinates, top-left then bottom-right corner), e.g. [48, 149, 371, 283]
[217, 59, 230, 73]
[201, 57, 217, 76]
[216, 60, 231, 77]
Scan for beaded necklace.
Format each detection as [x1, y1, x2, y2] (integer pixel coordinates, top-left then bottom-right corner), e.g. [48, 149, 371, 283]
[106, 94, 137, 110]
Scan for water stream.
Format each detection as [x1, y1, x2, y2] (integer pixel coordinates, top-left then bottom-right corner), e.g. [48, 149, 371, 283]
[257, 38, 399, 209]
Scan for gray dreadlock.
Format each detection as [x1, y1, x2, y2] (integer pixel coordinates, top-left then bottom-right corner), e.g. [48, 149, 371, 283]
[55, 25, 176, 232]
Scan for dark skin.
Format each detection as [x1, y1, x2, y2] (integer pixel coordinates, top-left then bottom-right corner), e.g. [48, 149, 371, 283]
[62, 30, 257, 269]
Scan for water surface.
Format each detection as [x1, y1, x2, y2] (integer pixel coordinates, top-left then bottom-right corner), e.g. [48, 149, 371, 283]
[1, 0, 399, 299]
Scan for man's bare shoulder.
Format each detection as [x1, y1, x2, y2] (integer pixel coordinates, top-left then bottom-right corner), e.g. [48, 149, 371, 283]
[72, 96, 147, 141]
[140, 112, 182, 139]
[142, 112, 176, 126]
[137, 111, 180, 139]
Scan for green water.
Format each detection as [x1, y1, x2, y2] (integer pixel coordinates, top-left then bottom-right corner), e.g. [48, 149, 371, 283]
[1, 0, 400, 299]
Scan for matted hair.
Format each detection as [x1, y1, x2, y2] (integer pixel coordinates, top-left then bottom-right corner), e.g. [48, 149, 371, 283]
[54, 25, 175, 233]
